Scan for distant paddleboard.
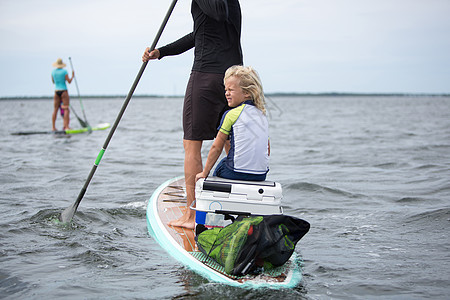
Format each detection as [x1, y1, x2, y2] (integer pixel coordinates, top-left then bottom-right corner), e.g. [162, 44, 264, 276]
[11, 123, 111, 135]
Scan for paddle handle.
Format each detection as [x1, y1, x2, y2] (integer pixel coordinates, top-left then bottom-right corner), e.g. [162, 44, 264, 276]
[68, 57, 81, 99]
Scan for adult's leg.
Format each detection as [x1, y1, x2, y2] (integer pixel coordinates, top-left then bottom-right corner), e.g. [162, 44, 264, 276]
[169, 72, 226, 229]
[168, 139, 203, 229]
[52, 93, 61, 131]
[61, 91, 70, 130]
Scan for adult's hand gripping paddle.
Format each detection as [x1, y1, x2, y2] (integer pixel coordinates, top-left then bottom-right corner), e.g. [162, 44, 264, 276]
[60, 0, 179, 223]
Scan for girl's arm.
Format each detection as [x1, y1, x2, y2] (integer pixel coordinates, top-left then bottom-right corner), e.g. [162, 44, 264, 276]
[196, 131, 228, 181]
[224, 139, 231, 155]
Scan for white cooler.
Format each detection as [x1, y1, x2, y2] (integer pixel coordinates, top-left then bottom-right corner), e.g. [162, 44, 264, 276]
[193, 176, 283, 227]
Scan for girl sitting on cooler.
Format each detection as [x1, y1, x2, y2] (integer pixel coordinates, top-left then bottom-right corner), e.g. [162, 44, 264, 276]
[196, 65, 270, 182]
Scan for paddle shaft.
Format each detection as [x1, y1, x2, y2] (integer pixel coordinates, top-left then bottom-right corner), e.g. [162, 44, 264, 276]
[60, 0, 178, 222]
[68, 57, 90, 127]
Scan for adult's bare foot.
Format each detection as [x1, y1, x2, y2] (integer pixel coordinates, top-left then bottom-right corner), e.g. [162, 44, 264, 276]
[181, 219, 196, 230]
[168, 213, 187, 226]
[168, 215, 195, 229]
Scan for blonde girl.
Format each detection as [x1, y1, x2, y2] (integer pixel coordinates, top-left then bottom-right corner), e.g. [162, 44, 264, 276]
[196, 65, 270, 182]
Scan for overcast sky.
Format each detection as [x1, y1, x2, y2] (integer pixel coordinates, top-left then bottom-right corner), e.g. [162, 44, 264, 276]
[1, 0, 449, 97]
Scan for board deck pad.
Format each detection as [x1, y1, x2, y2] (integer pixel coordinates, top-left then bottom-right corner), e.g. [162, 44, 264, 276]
[189, 251, 292, 281]
[147, 176, 302, 287]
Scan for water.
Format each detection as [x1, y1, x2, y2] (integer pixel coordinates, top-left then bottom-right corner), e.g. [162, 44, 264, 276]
[1, 96, 449, 299]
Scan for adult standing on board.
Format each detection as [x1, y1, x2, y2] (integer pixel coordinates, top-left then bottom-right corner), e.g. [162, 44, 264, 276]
[142, 0, 243, 229]
[51, 58, 74, 131]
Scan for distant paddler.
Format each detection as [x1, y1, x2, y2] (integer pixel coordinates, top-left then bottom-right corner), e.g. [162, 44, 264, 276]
[51, 58, 74, 131]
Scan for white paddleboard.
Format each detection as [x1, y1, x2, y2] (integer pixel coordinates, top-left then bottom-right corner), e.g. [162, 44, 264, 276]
[146, 176, 302, 288]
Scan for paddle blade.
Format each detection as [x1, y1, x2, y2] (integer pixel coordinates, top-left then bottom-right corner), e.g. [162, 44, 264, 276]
[59, 204, 76, 223]
[75, 115, 89, 128]
[60, 178, 89, 223]
[77, 116, 92, 132]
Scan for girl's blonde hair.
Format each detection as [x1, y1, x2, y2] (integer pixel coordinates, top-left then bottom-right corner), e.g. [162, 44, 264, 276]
[224, 65, 266, 114]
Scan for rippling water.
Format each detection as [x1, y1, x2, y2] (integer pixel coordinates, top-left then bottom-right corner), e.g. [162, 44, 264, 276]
[1, 96, 449, 299]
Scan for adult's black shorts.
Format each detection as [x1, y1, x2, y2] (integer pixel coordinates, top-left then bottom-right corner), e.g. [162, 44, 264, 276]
[183, 71, 229, 141]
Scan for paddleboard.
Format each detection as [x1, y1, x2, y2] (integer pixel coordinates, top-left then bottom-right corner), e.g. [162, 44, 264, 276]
[11, 123, 111, 135]
[146, 176, 302, 288]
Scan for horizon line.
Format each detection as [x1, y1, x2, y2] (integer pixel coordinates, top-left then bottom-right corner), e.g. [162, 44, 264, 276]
[1, 92, 450, 100]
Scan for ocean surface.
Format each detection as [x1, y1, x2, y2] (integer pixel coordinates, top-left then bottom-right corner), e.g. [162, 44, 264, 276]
[0, 95, 449, 299]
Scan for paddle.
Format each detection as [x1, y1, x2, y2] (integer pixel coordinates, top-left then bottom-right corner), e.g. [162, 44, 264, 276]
[59, 0, 179, 223]
[68, 57, 91, 130]
[69, 104, 89, 128]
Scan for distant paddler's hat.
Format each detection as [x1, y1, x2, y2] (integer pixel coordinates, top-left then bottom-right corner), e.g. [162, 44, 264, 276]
[52, 58, 66, 68]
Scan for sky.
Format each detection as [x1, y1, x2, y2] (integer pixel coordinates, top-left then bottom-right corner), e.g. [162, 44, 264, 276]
[1, 0, 449, 97]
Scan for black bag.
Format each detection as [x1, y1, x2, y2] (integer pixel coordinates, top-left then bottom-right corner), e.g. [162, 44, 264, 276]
[195, 214, 310, 276]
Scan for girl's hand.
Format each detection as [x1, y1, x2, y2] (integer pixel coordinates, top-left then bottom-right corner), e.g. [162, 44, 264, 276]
[195, 171, 207, 182]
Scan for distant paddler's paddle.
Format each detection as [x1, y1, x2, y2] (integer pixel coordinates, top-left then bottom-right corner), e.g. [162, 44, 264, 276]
[59, 0, 179, 223]
[68, 104, 89, 129]
[68, 57, 91, 130]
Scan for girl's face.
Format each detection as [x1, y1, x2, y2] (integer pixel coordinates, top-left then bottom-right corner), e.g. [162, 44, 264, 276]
[225, 76, 250, 107]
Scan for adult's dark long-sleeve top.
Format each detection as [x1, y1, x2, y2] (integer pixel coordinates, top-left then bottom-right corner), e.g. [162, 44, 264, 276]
[158, 0, 243, 74]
